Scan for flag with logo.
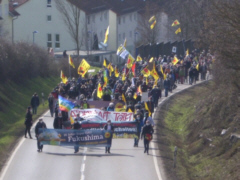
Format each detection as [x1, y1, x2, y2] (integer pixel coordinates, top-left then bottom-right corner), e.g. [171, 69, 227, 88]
[172, 56, 179, 65]
[131, 63, 136, 77]
[150, 62, 159, 80]
[97, 83, 103, 99]
[136, 55, 142, 62]
[141, 67, 151, 77]
[172, 19, 180, 26]
[69, 55, 75, 68]
[60, 70, 68, 84]
[127, 54, 135, 69]
[78, 59, 90, 77]
[107, 63, 114, 76]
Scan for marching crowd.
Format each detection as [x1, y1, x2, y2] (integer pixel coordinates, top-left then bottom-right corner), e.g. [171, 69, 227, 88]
[25, 49, 213, 154]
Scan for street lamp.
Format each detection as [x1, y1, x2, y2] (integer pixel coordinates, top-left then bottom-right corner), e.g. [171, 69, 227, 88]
[33, 30, 38, 44]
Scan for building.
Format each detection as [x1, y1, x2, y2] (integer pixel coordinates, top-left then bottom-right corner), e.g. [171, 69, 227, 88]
[11, 0, 86, 53]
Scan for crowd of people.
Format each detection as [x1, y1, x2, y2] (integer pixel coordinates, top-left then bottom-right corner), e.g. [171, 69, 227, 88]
[25, 49, 212, 154]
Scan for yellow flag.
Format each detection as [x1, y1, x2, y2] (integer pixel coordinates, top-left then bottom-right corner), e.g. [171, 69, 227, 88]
[196, 64, 199, 71]
[186, 49, 189, 57]
[97, 83, 103, 99]
[123, 38, 127, 48]
[149, 57, 154, 63]
[122, 73, 126, 81]
[122, 93, 126, 103]
[149, 16, 156, 23]
[144, 102, 151, 116]
[107, 63, 114, 76]
[150, 20, 157, 29]
[60, 70, 68, 84]
[175, 27, 181, 34]
[160, 65, 164, 75]
[136, 55, 142, 62]
[133, 93, 137, 100]
[172, 20, 180, 26]
[128, 108, 133, 113]
[103, 59, 107, 67]
[146, 77, 148, 85]
[78, 59, 91, 77]
[163, 73, 167, 80]
[115, 67, 119, 77]
[116, 45, 124, 55]
[69, 55, 75, 68]
[104, 26, 109, 44]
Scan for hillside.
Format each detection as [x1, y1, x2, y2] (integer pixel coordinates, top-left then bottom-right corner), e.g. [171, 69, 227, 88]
[155, 81, 240, 180]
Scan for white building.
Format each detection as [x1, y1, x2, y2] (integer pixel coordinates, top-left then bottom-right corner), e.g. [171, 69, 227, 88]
[0, 0, 12, 40]
[12, 0, 85, 52]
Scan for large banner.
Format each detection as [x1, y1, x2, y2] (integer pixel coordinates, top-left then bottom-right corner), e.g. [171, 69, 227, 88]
[81, 121, 137, 139]
[70, 108, 134, 122]
[38, 128, 112, 147]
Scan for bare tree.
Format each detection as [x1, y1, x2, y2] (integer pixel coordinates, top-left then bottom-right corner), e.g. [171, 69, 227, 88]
[54, 0, 85, 56]
[136, 2, 161, 45]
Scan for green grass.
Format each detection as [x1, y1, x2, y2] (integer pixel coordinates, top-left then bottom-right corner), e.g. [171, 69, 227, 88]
[157, 83, 240, 180]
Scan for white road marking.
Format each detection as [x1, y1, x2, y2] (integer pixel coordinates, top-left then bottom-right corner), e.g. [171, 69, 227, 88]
[0, 111, 49, 180]
[151, 142, 163, 180]
[80, 147, 87, 180]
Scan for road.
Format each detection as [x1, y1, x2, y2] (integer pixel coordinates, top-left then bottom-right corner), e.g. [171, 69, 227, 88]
[0, 80, 206, 180]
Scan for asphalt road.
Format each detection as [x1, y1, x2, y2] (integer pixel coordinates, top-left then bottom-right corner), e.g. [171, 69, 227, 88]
[0, 101, 160, 180]
[0, 79, 207, 180]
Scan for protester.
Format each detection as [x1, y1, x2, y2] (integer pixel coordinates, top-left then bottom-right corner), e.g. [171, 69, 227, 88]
[141, 120, 154, 155]
[31, 93, 40, 114]
[103, 120, 114, 153]
[53, 113, 63, 129]
[25, 106, 33, 138]
[134, 114, 144, 147]
[107, 102, 115, 111]
[48, 93, 54, 117]
[35, 117, 47, 152]
[73, 118, 81, 153]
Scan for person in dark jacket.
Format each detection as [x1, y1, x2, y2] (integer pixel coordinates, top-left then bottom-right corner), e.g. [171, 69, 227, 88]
[53, 113, 63, 129]
[73, 118, 81, 153]
[163, 77, 170, 97]
[150, 86, 161, 108]
[31, 93, 40, 114]
[48, 93, 54, 117]
[25, 106, 33, 138]
[35, 117, 47, 152]
[134, 114, 144, 147]
[103, 120, 114, 153]
[141, 120, 154, 155]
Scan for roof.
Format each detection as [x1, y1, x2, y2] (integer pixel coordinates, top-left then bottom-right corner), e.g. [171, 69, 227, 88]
[70, 0, 160, 15]
[9, 0, 29, 16]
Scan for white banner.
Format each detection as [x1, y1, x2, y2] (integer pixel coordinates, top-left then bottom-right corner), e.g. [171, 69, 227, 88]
[70, 108, 134, 122]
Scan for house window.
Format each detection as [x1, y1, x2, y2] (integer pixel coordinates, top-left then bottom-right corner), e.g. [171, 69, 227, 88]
[47, 0, 51, 7]
[118, 34, 121, 41]
[123, 32, 125, 39]
[118, 17, 121, 25]
[104, 11, 107, 20]
[0, 5, 2, 18]
[100, 31, 103, 39]
[130, 14, 132, 21]
[4, 4, 8, 16]
[47, 34, 52, 47]
[55, 34, 60, 48]
[134, 13, 137, 21]
[47, 15, 51, 21]
[123, 16, 125, 23]
[92, 15, 95, 23]
[129, 31, 132, 38]
[87, 16, 90, 24]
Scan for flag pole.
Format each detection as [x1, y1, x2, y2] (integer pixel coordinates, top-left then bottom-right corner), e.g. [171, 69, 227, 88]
[180, 31, 186, 56]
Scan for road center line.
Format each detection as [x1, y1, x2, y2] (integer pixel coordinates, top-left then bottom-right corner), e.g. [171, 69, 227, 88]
[80, 147, 87, 180]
